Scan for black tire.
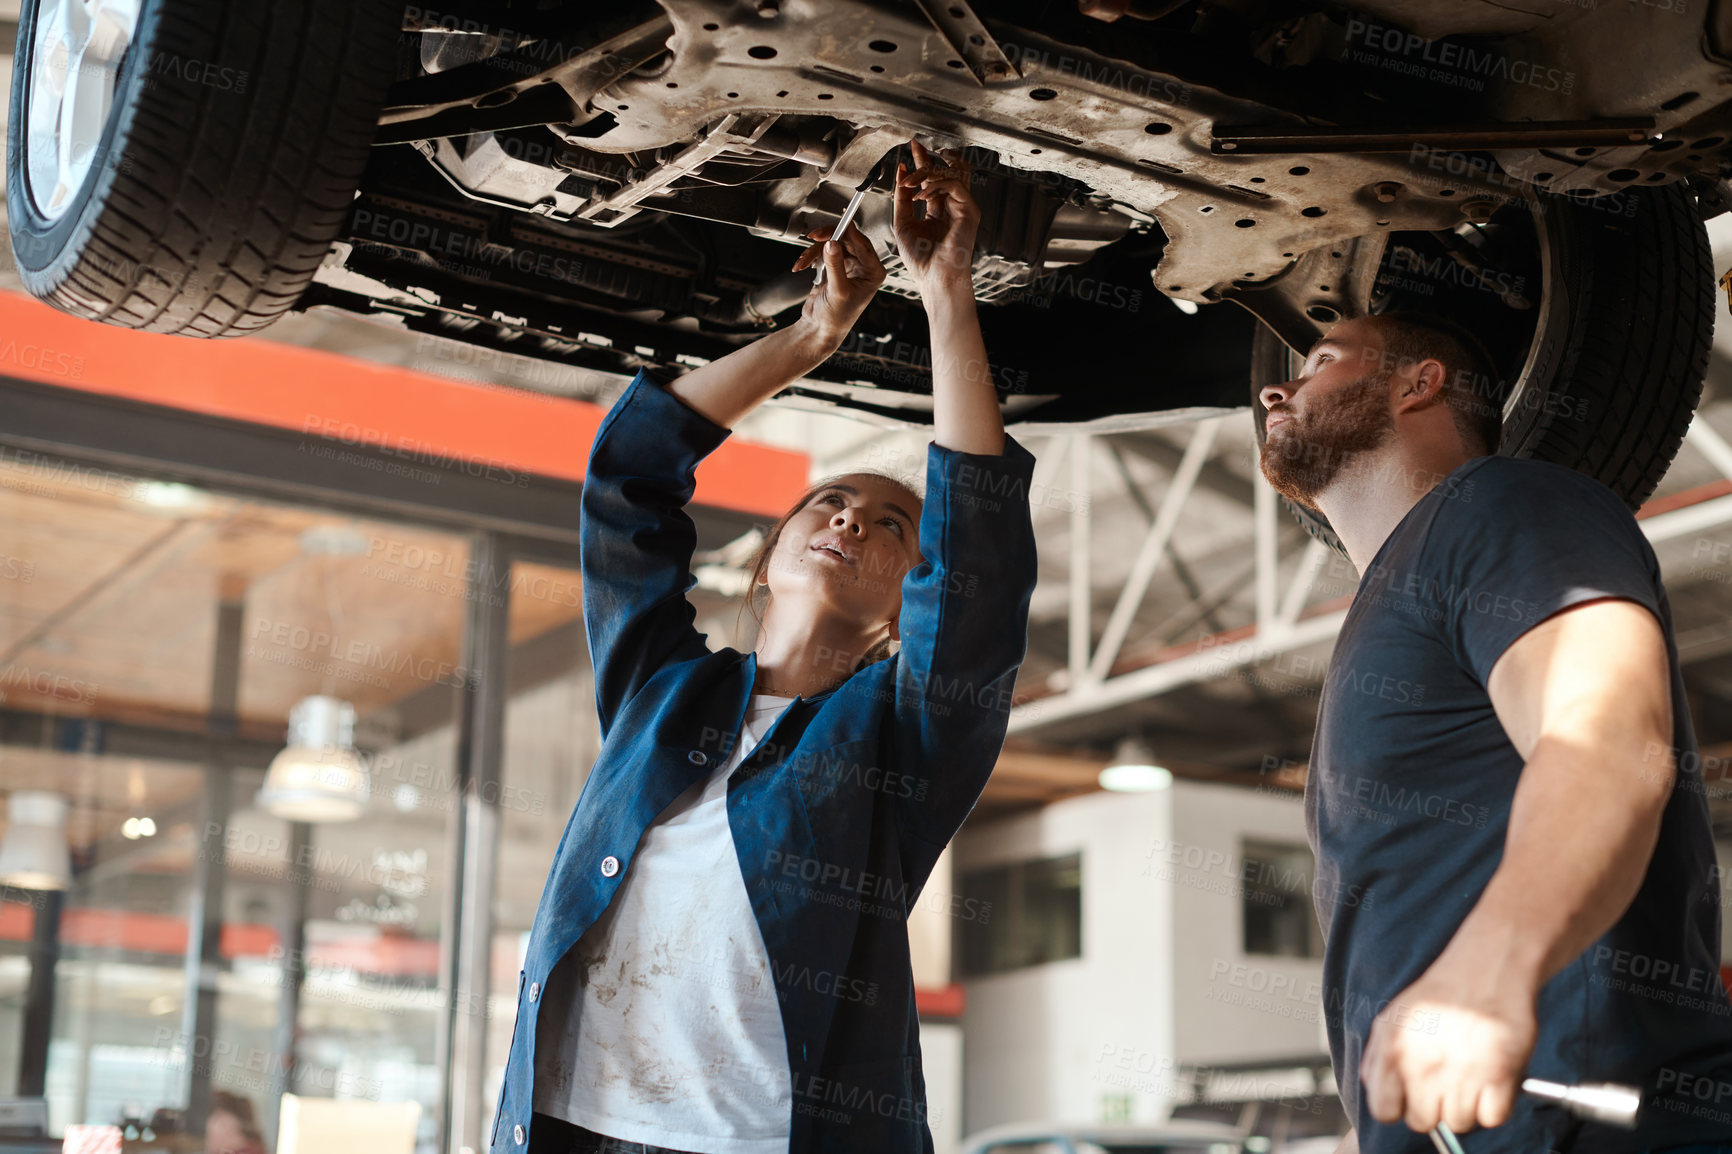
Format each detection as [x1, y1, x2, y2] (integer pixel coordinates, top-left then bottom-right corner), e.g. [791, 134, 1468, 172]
[1251, 184, 1714, 553]
[7, 0, 405, 336]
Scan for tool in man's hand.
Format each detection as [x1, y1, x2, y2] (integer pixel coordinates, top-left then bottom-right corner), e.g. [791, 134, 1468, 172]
[1427, 1078, 1641, 1154]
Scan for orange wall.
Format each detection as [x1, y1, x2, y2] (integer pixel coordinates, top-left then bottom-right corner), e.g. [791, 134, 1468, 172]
[0, 291, 807, 516]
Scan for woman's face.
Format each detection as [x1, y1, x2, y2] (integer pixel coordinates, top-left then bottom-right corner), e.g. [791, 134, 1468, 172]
[761, 473, 923, 634]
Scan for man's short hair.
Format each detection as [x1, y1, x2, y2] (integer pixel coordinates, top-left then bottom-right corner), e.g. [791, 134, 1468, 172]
[1371, 311, 1504, 456]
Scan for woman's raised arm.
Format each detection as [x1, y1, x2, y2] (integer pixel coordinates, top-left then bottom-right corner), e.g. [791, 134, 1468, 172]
[580, 222, 886, 734]
[883, 140, 1037, 845]
[893, 139, 1005, 457]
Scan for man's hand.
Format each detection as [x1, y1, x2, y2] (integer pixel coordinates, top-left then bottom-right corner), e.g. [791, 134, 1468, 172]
[892, 139, 980, 293]
[1362, 958, 1536, 1133]
[791, 220, 886, 347]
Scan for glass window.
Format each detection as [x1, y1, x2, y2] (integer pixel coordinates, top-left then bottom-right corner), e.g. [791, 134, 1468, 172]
[1240, 839, 1322, 959]
[957, 853, 1082, 976]
[229, 517, 469, 1147]
[0, 448, 467, 1154]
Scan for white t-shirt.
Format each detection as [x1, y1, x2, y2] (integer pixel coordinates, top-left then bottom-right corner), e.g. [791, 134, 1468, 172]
[533, 694, 796, 1154]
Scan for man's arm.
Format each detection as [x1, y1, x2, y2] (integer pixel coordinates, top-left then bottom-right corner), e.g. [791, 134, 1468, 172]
[1332, 1129, 1357, 1154]
[1360, 597, 1676, 1133]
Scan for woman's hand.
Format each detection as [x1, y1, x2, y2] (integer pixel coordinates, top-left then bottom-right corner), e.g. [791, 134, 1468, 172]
[892, 139, 980, 296]
[664, 220, 882, 428]
[791, 220, 886, 348]
[891, 140, 1001, 454]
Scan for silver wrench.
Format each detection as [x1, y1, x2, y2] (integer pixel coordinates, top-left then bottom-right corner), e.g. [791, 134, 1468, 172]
[1428, 1078, 1640, 1152]
[811, 184, 869, 288]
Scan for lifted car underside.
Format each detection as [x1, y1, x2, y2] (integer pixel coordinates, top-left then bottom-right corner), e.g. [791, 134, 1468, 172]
[303, 0, 1732, 425]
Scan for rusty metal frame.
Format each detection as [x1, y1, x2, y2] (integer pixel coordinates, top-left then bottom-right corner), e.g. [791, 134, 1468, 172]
[381, 0, 1730, 311]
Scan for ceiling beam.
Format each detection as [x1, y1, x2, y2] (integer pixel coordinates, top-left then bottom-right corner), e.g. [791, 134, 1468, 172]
[1012, 442, 1732, 736]
[1113, 430, 1258, 508]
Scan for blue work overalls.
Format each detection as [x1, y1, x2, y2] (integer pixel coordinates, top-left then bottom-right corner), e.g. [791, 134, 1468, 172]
[489, 369, 1038, 1153]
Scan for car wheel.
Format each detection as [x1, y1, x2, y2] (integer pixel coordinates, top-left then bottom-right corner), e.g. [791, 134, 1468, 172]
[1250, 183, 1714, 553]
[8, 0, 405, 335]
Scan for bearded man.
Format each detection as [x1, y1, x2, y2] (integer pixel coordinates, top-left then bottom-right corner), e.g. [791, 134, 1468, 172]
[1258, 312, 1732, 1154]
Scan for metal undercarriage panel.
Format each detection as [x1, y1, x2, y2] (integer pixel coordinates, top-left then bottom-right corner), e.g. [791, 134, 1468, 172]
[517, 0, 1489, 303]
[384, 0, 1732, 328]
[303, 0, 1732, 418]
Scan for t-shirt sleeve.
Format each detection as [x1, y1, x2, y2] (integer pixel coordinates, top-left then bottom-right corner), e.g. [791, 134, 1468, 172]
[1423, 459, 1664, 685]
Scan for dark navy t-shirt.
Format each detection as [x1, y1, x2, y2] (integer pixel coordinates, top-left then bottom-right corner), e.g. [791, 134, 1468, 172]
[1309, 456, 1732, 1154]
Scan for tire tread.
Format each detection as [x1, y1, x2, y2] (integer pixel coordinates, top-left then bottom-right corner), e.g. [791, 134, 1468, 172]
[10, 0, 404, 336]
[1250, 184, 1714, 553]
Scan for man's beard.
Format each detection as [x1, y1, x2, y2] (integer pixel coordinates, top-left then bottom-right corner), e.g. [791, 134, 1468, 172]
[1258, 370, 1394, 509]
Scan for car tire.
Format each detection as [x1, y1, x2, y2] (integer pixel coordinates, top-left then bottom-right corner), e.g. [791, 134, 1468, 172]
[8, 0, 405, 336]
[1251, 183, 1714, 553]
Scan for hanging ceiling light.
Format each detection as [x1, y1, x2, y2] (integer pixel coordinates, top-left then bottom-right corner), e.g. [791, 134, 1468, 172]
[0, 791, 73, 890]
[258, 696, 369, 822]
[1099, 735, 1174, 793]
